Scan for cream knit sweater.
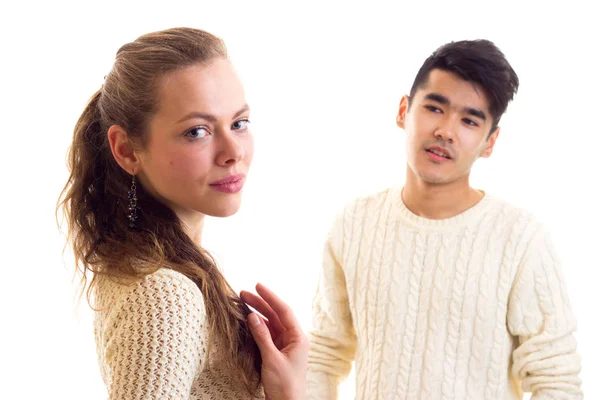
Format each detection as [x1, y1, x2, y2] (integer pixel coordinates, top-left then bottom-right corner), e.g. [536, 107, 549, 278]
[307, 187, 582, 399]
[94, 268, 264, 400]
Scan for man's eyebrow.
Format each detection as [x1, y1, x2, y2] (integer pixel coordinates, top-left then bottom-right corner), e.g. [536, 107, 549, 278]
[424, 92, 487, 120]
[424, 93, 450, 105]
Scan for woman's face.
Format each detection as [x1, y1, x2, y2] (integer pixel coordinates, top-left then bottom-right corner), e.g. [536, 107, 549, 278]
[136, 58, 254, 222]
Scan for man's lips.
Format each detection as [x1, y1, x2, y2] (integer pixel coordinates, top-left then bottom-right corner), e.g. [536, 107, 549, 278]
[426, 145, 452, 159]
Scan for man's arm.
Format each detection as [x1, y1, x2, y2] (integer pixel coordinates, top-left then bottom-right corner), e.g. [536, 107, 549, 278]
[508, 226, 583, 399]
[306, 211, 357, 400]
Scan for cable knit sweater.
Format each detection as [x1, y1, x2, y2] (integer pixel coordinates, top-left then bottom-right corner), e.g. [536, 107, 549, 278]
[94, 268, 264, 400]
[307, 187, 582, 400]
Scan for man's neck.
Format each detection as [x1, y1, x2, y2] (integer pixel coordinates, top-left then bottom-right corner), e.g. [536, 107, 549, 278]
[402, 168, 484, 220]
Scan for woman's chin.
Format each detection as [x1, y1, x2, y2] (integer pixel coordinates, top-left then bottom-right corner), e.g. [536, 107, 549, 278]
[203, 199, 242, 218]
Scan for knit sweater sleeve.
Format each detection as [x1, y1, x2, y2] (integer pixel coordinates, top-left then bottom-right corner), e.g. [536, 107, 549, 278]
[102, 269, 207, 400]
[507, 226, 583, 399]
[306, 210, 357, 400]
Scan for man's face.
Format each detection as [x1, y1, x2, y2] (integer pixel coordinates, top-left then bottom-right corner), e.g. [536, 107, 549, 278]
[397, 69, 499, 185]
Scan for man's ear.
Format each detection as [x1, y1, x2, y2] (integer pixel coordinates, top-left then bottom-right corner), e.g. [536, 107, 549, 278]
[396, 95, 410, 129]
[480, 126, 500, 158]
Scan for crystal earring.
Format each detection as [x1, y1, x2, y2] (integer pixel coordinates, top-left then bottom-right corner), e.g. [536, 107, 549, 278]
[127, 175, 139, 230]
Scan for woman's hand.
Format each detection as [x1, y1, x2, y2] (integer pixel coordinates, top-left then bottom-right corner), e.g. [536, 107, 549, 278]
[241, 284, 308, 400]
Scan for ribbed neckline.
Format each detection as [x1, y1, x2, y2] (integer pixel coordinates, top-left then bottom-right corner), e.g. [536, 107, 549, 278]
[389, 186, 496, 231]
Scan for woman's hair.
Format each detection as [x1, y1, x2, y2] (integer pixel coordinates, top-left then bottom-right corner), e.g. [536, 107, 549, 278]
[57, 27, 261, 395]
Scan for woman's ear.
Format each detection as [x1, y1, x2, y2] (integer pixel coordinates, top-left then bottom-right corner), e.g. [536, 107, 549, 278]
[107, 125, 140, 174]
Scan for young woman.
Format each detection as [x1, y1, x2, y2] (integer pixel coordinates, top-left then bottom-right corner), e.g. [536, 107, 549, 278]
[58, 27, 307, 399]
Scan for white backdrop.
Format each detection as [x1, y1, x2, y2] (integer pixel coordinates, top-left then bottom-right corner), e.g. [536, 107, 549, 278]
[1, 1, 598, 399]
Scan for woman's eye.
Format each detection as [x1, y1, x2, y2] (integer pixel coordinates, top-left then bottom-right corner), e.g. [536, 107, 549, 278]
[232, 119, 250, 131]
[185, 127, 209, 139]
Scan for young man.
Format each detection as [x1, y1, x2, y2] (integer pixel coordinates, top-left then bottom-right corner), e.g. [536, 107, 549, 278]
[306, 40, 582, 399]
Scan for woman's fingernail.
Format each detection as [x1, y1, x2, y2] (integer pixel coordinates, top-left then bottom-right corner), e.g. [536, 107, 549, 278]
[248, 313, 261, 327]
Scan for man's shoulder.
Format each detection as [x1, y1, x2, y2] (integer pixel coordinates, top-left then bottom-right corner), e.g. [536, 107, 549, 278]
[339, 186, 400, 216]
[485, 194, 543, 227]
[325, 187, 400, 239]
[481, 194, 550, 254]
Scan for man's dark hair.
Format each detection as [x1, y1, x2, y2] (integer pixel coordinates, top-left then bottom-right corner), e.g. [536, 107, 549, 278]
[409, 39, 519, 133]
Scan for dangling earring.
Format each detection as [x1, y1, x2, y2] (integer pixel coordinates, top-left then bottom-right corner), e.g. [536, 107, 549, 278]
[127, 175, 139, 230]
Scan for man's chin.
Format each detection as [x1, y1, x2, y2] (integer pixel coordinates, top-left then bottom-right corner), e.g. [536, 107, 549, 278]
[416, 170, 453, 185]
